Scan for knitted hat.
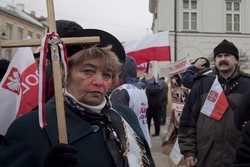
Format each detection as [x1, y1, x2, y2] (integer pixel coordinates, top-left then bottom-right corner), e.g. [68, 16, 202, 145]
[213, 39, 239, 60]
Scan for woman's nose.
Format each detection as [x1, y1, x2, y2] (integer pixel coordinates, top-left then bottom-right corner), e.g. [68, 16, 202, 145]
[92, 73, 104, 86]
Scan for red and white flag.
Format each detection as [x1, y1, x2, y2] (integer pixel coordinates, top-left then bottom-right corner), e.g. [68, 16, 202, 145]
[0, 47, 38, 135]
[123, 31, 171, 72]
[200, 76, 228, 121]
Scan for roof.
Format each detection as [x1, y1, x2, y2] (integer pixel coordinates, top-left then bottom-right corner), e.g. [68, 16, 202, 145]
[0, 5, 44, 28]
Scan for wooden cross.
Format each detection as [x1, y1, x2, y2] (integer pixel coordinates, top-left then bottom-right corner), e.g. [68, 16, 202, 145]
[0, 0, 100, 144]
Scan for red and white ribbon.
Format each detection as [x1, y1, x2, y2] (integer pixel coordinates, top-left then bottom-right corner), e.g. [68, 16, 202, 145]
[38, 32, 68, 128]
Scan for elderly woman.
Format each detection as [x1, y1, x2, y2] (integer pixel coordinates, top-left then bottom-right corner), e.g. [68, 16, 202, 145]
[0, 30, 155, 167]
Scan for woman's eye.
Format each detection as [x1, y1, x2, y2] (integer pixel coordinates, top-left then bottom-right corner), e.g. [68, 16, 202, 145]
[103, 73, 112, 80]
[82, 69, 94, 76]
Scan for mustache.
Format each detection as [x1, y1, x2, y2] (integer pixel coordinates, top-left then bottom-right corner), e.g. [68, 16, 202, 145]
[219, 61, 229, 66]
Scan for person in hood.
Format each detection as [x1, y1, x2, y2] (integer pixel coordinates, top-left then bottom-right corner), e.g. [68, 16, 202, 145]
[109, 56, 151, 147]
[181, 57, 212, 89]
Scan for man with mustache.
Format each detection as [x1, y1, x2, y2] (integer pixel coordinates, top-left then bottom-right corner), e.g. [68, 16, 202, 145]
[178, 39, 250, 167]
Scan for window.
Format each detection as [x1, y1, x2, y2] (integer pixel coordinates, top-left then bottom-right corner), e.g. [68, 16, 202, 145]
[6, 24, 13, 39]
[36, 34, 41, 39]
[17, 27, 23, 40]
[5, 49, 12, 60]
[226, 1, 240, 32]
[183, 0, 197, 31]
[28, 31, 33, 39]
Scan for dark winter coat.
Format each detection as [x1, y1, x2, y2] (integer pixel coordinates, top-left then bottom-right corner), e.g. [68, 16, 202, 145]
[146, 81, 161, 107]
[0, 98, 154, 167]
[231, 91, 250, 166]
[234, 90, 250, 131]
[178, 66, 250, 167]
[231, 120, 250, 167]
[159, 82, 168, 105]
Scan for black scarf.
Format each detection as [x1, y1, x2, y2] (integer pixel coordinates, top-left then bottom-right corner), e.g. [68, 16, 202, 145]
[64, 95, 129, 167]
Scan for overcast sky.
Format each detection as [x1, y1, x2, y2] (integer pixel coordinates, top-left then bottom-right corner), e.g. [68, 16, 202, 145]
[0, 0, 153, 42]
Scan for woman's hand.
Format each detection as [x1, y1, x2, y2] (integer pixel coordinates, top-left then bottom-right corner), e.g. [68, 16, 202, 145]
[44, 143, 78, 167]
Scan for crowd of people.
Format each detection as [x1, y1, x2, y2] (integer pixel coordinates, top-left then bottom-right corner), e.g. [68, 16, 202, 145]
[0, 19, 250, 167]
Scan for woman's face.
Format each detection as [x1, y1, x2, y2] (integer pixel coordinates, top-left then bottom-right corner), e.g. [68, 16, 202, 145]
[67, 57, 113, 106]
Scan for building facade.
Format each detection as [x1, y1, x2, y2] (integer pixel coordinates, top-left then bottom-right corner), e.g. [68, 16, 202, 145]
[149, 0, 250, 73]
[0, 4, 46, 60]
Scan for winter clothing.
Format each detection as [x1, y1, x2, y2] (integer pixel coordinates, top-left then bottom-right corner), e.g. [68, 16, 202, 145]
[159, 78, 168, 125]
[232, 121, 250, 167]
[146, 80, 161, 107]
[234, 91, 250, 131]
[146, 80, 161, 136]
[178, 66, 250, 167]
[231, 91, 250, 166]
[181, 65, 212, 89]
[0, 97, 155, 167]
[44, 143, 78, 167]
[110, 56, 151, 147]
[118, 56, 137, 84]
[159, 79, 168, 106]
[214, 39, 239, 60]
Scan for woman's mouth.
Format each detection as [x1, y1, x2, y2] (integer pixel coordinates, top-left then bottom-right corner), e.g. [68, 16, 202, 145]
[89, 91, 102, 97]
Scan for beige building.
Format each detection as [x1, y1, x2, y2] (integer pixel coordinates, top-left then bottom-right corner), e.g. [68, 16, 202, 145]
[0, 4, 46, 60]
[149, 0, 250, 73]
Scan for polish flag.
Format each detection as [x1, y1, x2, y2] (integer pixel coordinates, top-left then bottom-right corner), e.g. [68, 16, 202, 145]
[200, 76, 228, 121]
[0, 48, 38, 135]
[123, 31, 171, 72]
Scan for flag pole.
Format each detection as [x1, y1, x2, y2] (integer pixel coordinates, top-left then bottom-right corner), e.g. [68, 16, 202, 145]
[46, 0, 68, 144]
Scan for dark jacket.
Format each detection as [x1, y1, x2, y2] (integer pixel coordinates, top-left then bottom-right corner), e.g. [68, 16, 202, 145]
[159, 81, 168, 105]
[231, 91, 250, 166]
[181, 65, 212, 89]
[146, 81, 161, 107]
[231, 120, 250, 167]
[234, 90, 250, 131]
[0, 98, 155, 167]
[178, 66, 250, 167]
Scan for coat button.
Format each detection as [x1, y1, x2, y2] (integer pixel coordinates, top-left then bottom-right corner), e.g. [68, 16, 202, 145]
[91, 125, 100, 132]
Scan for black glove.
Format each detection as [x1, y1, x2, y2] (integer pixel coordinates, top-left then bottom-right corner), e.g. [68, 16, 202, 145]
[44, 143, 78, 167]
